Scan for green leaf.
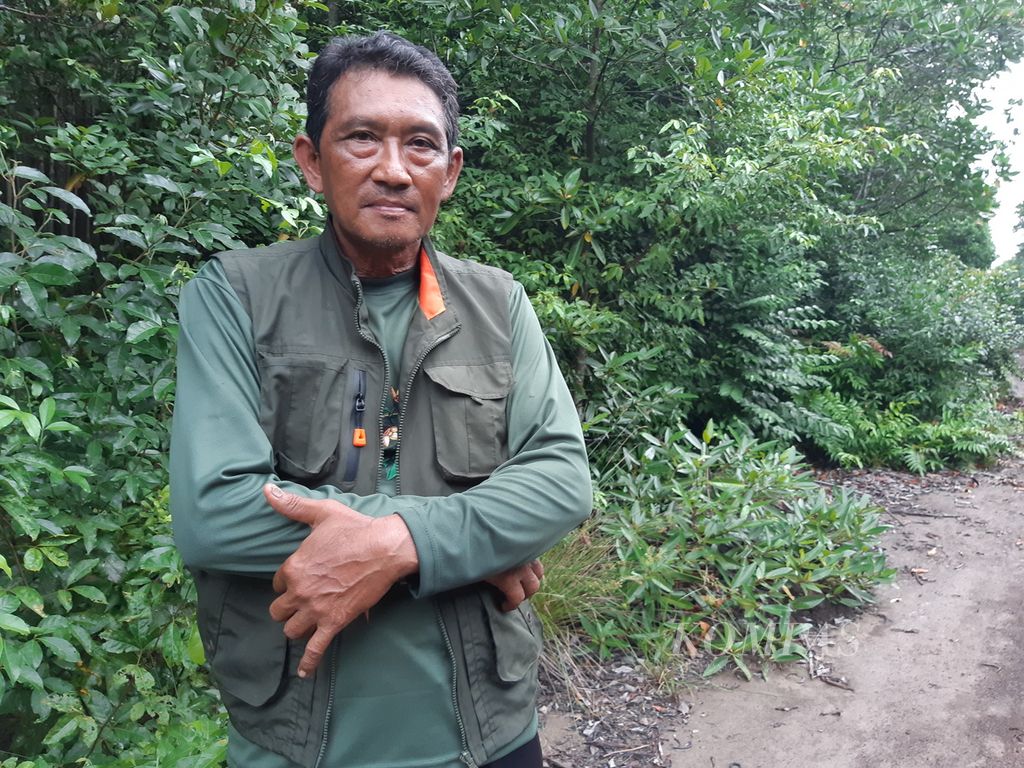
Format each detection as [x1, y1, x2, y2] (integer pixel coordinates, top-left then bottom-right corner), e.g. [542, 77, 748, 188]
[126, 319, 162, 343]
[0, 613, 32, 635]
[13, 166, 50, 183]
[702, 655, 729, 677]
[141, 173, 181, 195]
[63, 557, 99, 587]
[60, 316, 81, 346]
[46, 421, 82, 433]
[16, 279, 43, 315]
[5, 499, 42, 539]
[101, 226, 148, 249]
[16, 355, 51, 383]
[23, 548, 44, 571]
[62, 464, 93, 492]
[43, 715, 79, 746]
[13, 586, 45, 617]
[70, 586, 108, 604]
[38, 398, 56, 429]
[0, 201, 30, 228]
[115, 664, 155, 692]
[41, 547, 69, 568]
[731, 561, 756, 589]
[39, 636, 80, 664]
[0, 554, 11, 579]
[18, 412, 41, 441]
[154, 377, 175, 401]
[186, 623, 206, 665]
[26, 262, 76, 286]
[40, 186, 90, 215]
[56, 590, 72, 612]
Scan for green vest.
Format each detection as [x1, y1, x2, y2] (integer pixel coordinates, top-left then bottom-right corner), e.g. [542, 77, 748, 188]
[192, 231, 541, 767]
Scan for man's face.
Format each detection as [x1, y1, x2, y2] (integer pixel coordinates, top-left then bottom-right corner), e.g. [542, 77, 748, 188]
[294, 68, 463, 265]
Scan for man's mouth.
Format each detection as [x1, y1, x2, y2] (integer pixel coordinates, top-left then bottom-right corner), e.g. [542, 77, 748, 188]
[366, 200, 413, 214]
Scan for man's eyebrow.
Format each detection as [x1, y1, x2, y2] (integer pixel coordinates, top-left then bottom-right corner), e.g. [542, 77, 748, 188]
[333, 117, 445, 140]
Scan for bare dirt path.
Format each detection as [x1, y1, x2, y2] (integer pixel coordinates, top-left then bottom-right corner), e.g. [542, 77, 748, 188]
[540, 457, 1024, 768]
[667, 461, 1024, 768]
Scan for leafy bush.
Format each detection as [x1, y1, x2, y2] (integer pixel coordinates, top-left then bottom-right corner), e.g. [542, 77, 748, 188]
[0, 1, 317, 762]
[1, 2, 1021, 761]
[569, 424, 894, 679]
[802, 392, 1017, 473]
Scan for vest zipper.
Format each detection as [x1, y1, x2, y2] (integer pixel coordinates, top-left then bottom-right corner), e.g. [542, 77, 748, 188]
[343, 369, 367, 482]
[395, 325, 468, 764]
[393, 324, 459, 496]
[352, 270, 472, 763]
[435, 601, 478, 768]
[312, 645, 337, 768]
[351, 280, 390, 490]
[312, 279, 389, 760]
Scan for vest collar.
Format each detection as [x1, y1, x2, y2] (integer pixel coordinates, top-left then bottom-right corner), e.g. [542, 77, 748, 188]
[319, 221, 449, 321]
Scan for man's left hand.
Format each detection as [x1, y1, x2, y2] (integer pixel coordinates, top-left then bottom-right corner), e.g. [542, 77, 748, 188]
[485, 559, 544, 612]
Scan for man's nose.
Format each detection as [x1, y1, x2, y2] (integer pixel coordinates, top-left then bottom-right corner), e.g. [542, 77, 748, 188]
[371, 139, 412, 186]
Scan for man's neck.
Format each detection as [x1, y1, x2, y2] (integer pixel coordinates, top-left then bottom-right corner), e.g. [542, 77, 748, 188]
[330, 220, 420, 279]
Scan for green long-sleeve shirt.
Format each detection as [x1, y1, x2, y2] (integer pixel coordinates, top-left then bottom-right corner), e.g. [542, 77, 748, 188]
[170, 256, 590, 766]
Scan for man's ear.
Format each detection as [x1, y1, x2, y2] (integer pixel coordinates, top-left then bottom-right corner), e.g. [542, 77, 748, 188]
[441, 146, 464, 202]
[293, 134, 324, 194]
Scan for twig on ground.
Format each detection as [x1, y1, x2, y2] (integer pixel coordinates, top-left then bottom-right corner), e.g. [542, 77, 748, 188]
[819, 675, 855, 692]
[885, 509, 960, 519]
[603, 744, 651, 758]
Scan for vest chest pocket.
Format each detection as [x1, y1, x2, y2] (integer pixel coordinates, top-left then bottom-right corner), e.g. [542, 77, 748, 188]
[424, 361, 512, 482]
[257, 351, 348, 484]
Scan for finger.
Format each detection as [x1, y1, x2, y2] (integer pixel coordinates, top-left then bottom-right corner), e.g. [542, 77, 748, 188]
[272, 567, 286, 594]
[501, 581, 526, 612]
[529, 559, 544, 580]
[269, 592, 296, 623]
[521, 570, 542, 600]
[283, 612, 316, 641]
[263, 484, 324, 526]
[298, 625, 336, 678]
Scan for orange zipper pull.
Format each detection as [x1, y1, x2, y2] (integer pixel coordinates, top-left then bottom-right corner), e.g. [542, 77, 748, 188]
[353, 427, 366, 447]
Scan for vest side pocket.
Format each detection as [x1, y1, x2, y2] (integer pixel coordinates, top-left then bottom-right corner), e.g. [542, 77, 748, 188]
[453, 588, 542, 755]
[482, 593, 543, 684]
[256, 350, 347, 485]
[203, 574, 318, 761]
[424, 361, 512, 482]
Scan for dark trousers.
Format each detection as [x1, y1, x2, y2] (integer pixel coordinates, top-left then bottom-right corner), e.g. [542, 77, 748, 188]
[481, 735, 543, 768]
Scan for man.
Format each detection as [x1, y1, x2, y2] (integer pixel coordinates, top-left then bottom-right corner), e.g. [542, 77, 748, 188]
[170, 32, 591, 768]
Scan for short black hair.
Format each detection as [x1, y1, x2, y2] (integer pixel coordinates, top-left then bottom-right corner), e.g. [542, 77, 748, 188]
[305, 32, 460, 153]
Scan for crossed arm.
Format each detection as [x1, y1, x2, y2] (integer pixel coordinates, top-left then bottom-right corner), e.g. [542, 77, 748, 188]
[261, 484, 544, 676]
[169, 260, 590, 674]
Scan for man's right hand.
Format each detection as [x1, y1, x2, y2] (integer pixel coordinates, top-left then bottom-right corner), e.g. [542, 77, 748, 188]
[264, 485, 418, 678]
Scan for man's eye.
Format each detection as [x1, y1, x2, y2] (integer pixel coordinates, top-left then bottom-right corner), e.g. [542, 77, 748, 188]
[410, 138, 438, 150]
[348, 131, 375, 142]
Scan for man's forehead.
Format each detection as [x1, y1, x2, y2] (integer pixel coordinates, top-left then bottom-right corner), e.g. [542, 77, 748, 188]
[328, 67, 445, 115]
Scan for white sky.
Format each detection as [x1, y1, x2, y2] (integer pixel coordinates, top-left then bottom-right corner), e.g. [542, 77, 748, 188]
[975, 59, 1024, 267]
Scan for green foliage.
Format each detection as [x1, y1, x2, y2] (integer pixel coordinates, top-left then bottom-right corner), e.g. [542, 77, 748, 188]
[0, 0, 324, 762]
[587, 424, 893, 678]
[992, 249, 1024, 329]
[803, 393, 1016, 473]
[1, 0, 1022, 755]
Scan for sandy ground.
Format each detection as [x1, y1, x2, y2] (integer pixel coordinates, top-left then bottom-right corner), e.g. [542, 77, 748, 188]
[540, 456, 1024, 768]
[667, 463, 1024, 768]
